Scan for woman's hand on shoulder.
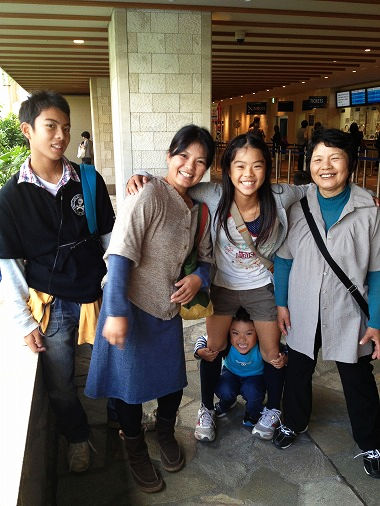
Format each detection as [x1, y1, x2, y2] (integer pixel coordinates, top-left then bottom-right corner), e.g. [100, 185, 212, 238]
[277, 306, 291, 336]
[126, 175, 149, 195]
[171, 274, 202, 305]
[102, 316, 128, 349]
[360, 327, 380, 360]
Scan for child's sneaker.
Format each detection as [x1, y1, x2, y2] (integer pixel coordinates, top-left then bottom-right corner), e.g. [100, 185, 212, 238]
[242, 412, 257, 428]
[354, 449, 380, 478]
[194, 403, 216, 442]
[215, 400, 237, 418]
[252, 407, 281, 440]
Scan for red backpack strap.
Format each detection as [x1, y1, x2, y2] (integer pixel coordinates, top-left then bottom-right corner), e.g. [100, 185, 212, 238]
[195, 202, 209, 247]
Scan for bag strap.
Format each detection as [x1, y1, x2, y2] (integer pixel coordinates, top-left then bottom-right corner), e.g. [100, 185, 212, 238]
[195, 202, 209, 247]
[80, 164, 98, 235]
[300, 196, 369, 318]
[230, 201, 273, 271]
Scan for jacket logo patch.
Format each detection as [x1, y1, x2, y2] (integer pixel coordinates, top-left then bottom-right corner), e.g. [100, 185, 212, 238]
[71, 194, 85, 216]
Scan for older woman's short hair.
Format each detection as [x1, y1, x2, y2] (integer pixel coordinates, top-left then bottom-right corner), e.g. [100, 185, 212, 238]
[306, 128, 358, 177]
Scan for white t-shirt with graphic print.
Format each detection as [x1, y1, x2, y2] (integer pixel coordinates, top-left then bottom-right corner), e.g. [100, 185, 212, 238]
[213, 215, 272, 291]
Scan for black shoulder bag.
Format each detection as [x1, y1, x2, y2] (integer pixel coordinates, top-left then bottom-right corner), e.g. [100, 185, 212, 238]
[300, 196, 369, 318]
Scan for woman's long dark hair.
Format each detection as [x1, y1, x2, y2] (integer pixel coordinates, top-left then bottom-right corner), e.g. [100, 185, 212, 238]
[215, 133, 277, 248]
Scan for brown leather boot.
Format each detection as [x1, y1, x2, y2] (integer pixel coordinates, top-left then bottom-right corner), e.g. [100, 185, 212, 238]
[156, 416, 185, 472]
[122, 431, 164, 493]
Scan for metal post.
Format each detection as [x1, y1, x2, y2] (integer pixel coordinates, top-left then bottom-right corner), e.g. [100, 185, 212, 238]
[287, 147, 291, 184]
[362, 149, 367, 188]
[377, 163, 380, 198]
[275, 150, 279, 183]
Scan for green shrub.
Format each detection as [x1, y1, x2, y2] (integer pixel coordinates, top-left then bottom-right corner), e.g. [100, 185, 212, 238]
[0, 112, 26, 151]
[0, 145, 30, 188]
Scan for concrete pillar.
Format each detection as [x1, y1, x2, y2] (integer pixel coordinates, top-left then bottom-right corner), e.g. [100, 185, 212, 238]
[90, 77, 116, 194]
[108, 8, 212, 209]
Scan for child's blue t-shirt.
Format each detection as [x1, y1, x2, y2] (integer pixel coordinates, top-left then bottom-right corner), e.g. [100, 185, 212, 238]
[223, 343, 264, 377]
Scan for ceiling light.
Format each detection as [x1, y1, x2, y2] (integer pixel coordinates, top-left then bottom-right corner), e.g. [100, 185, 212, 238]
[352, 70, 357, 73]
[241, 95, 243, 98]
[252, 92, 255, 94]
[301, 81, 306, 84]
[73, 39, 85, 44]
[364, 48, 371, 52]
[282, 85, 286, 88]
[266, 89, 270, 92]
[332, 60, 337, 63]
[324, 76, 329, 79]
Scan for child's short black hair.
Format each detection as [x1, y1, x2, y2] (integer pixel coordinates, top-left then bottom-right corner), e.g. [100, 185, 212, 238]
[81, 131, 90, 139]
[19, 90, 70, 128]
[232, 307, 252, 323]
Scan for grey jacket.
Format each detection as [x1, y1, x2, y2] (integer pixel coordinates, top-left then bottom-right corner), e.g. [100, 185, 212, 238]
[277, 183, 380, 363]
[188, 182, 309, 261]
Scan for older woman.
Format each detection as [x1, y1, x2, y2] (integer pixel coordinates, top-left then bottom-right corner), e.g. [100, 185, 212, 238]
[85, 125, 214, 493]
[272, 128, 380, 478]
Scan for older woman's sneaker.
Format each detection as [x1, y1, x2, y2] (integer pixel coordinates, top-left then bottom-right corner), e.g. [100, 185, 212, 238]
[355, 449, 380, 478]
[194, 403, 216, 442]
[272, 424, 297, 449]
[252, 407, 281, 440]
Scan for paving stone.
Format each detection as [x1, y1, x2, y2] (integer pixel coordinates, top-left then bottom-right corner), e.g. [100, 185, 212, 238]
[300, 478, 362, 506]
[237, 467, 298, 505]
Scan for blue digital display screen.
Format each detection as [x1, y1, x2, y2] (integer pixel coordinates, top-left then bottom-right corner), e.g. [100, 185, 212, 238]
[367, 87, 380, 104]
[351, 89, 366, 105]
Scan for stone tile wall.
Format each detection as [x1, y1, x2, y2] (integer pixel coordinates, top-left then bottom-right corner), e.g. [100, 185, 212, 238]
[126, 9, 211, 177]
[90, 77, 116, 194]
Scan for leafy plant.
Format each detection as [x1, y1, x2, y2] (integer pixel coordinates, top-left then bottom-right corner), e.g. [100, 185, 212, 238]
[0, 145, 30, 188]
[0, 112, 26, 152]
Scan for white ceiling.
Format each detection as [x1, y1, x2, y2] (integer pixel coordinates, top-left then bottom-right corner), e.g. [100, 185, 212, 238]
[0, 0, 379, 99]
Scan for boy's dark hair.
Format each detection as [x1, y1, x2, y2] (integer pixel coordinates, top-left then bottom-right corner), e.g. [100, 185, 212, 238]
[306, 128, 357, 178]
[216, 133, 276, 248]
[19, 90, 70, 128]
[232, 307, 252, 323]
[168, 124, 215, 169]
[81, 131, 90, 139]
[301, 120, 308, 128]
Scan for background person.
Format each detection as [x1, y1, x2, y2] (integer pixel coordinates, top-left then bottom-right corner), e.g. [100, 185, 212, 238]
[296, 120, 308, 171]
[78, 130, 94, 164]
[85, 125, 214, 493]
[272, 128, 380, 479]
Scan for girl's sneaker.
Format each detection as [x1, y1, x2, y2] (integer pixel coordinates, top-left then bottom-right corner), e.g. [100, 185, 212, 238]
[194, 403, 216, 442]
[252, 407, 281, 440]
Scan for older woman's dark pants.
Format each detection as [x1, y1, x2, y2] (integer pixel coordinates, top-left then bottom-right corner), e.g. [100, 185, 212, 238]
[283, 321, 380, 451]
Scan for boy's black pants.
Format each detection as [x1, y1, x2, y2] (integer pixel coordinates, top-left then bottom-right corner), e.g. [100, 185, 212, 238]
[283, 322, 380, 451]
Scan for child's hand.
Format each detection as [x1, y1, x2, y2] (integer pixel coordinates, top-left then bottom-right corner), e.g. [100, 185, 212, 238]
[197, 347, 219, 362]
[270, 352, 288, 369]
[171, 274, 202, 304]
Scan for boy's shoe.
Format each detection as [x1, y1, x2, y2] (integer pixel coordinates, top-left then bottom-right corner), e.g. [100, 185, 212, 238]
[252, 407, 281, 440]
[194, 403, 216, 442]
[272, 424, 297, 449]
[67, 440, 95, 473]
[215, 400, 237, 418]
[354, 449, 380, 478]
[242, 412, 257, 428]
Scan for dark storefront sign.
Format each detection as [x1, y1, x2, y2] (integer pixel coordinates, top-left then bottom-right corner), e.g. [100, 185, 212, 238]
[246, 102, 267, 115]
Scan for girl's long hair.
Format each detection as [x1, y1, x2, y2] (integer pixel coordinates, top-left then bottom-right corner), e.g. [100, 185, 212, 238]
[215, 133, 277, 249]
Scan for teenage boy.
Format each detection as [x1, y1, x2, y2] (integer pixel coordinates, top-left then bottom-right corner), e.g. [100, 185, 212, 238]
[0, 91, 115, 472]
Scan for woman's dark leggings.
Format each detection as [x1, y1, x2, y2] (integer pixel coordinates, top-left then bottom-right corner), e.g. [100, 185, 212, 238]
[200, 353, 285, 411]
[115, 389, 183, 437]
